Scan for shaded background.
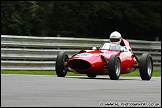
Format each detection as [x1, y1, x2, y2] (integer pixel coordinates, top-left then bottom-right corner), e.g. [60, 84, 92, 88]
[1, 1, 161, 41]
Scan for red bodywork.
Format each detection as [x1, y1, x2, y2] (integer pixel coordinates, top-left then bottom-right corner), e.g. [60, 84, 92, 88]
[67, 38, 138, 75]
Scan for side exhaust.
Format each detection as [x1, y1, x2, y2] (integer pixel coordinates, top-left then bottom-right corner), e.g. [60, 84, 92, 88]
[100, 55, 109, 67]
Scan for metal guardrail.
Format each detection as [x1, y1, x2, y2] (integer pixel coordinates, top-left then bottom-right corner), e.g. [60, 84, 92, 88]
[1, 35, 161, 70]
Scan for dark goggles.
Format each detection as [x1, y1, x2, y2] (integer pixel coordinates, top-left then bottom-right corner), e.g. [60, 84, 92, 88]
[110, 38, 120, 42]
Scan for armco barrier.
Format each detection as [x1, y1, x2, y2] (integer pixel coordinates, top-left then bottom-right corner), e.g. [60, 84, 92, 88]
[1, 35, 161, 70]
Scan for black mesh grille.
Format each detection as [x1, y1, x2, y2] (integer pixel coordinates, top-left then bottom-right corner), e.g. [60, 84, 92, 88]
[69, 59, 91, 70]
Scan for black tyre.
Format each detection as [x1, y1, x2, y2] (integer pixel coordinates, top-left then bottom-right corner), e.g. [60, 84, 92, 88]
[87, 74, 97, 78]
[139, 53, 153, 80]
[108, 54, 121, 80]
[55, 51, 69, 77]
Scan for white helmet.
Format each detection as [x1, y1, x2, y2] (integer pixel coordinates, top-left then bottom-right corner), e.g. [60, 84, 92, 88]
[109, 31, 122, 45]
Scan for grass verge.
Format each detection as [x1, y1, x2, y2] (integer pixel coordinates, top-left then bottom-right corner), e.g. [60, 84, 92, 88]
[1, 70, 161, 77]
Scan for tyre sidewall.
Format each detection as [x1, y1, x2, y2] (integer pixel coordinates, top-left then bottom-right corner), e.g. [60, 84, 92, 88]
[56, 51, 68, 77]
[108, 54, 121, 80]
[139, 53, 153, 80]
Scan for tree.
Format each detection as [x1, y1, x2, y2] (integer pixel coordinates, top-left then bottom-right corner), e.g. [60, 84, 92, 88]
[1, 1, 161, 40]
[35, 1, 55, 36]
[1, 1, 39, 36]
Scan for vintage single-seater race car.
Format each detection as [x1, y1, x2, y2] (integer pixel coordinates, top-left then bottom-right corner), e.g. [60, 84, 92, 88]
[55, 38, 153, 80]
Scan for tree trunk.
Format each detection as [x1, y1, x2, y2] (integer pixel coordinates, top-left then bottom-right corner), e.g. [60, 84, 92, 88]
[37, 1, 55, 36]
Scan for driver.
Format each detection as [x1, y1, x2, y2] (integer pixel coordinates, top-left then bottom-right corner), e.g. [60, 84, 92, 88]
[109, 31, 123, 50]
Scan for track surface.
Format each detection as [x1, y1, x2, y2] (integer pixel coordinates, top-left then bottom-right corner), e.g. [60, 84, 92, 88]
[1, 74, 161, 107]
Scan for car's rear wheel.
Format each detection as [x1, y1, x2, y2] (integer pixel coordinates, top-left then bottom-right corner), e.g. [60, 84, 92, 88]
[55, 51, 69, 77]
[139, 53, 153, 80]
[87, 74, 97, 78]
[108, 54, 121, 80]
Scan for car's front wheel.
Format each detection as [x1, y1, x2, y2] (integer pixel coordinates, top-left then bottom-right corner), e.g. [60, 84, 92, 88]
[55, 51, 69, 77]
[108, 54, 121, 80]
[139, 53, 153, 80]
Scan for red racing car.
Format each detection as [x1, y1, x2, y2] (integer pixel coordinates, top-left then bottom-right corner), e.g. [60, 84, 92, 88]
[55, 38, 153, 80]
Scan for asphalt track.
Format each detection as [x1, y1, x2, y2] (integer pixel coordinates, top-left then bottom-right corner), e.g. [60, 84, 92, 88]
[1, 74, 161, 107]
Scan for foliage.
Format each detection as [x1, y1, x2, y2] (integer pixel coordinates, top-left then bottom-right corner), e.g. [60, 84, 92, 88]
[1, 1, 161, 40]
[1, 1, 40, 36]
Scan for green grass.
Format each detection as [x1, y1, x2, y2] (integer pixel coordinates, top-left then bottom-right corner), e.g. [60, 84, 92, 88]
[1, 70, 161, 77]
[120, 70, 161, 77]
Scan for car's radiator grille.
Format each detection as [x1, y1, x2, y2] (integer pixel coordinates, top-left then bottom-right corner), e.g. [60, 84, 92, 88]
[68, 59, 91, 70]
